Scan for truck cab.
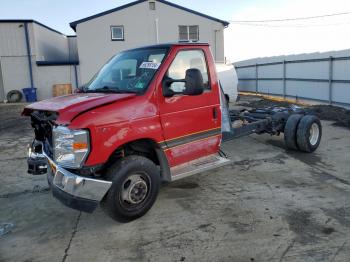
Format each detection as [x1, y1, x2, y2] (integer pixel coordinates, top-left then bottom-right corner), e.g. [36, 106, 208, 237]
[24, 43, 322, 222]
[24, 43, 230, 221]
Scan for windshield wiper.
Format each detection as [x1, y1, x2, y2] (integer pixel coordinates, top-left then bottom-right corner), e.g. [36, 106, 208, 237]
[86, 86, 118, 93]
[115, 90, 141, 94]
[86, 86, 140, 94]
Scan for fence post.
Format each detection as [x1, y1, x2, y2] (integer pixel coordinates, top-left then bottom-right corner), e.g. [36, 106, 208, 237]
[328, 56, 333, 105]
[283, 60, 286, 99]
[255, 64, 258, 94]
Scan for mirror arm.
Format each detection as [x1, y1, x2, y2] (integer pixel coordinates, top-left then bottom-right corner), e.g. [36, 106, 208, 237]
[163, 78, 187, 97]
[166, 79, 186, 86]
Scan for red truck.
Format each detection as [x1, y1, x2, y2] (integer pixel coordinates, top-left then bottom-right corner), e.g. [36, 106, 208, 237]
[24, 43, 322, 222]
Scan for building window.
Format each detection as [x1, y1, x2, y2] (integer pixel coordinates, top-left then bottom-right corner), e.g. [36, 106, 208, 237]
[149, 1, 156, 10]
[179, 25, 199, 42]
[111, 26, 124, 41]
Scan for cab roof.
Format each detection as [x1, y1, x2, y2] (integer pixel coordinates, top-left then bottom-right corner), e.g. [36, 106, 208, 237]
[126, 42, 209, 51]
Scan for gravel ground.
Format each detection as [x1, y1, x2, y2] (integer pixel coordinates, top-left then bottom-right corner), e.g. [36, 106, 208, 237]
[0, 103, 31, 134]
[1, 102, 350, 262]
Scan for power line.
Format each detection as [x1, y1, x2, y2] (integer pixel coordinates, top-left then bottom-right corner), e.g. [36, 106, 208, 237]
[230, 11, 350, 23]
[234, 21, 350, 28]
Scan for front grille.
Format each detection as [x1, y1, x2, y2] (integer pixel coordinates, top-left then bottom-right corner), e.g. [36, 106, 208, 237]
[31, 110, 56, 159]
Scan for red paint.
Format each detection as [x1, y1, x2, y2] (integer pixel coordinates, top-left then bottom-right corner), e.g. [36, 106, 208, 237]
[156, 45, 221, 166]
[23, 93, 136, 125]
[165, 135, 221, 167]
[24, 44, 222, 169]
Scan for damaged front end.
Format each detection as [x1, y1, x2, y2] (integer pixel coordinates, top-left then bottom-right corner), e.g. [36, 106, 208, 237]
[27, 141, 48, 175]
[27, 110, 56, 175]
[25, 110, 111, 213]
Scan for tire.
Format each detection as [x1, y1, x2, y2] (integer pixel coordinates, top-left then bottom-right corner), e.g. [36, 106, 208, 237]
[7, 90, 23, 103]
[297, 115, 322, 153]
[102, 155, 160, 222]
[284, 114, 303, 150]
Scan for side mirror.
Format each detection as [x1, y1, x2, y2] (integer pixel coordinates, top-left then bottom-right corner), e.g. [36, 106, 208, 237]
[162, 68, 204, 97]
[183, 68, 204, 96]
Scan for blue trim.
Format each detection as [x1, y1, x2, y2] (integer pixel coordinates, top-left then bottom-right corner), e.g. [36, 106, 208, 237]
[0, 19, 67, 36]
[36, 61, 80, 66]
[24, 22, 34, 88]
[70, 0, 229, 31]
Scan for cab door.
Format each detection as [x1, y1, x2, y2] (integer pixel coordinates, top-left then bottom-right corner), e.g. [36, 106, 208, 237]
[158, 47, 221, 167]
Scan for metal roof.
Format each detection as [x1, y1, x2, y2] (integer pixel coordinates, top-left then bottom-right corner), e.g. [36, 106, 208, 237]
[70, 0, 229, 31]
[0, 19, 71, 36]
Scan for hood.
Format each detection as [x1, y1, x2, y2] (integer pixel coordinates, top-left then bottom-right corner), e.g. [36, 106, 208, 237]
[23, 93, 136, 124]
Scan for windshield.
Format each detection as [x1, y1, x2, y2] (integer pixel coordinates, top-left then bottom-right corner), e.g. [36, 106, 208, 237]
[84, 48, 168, 94]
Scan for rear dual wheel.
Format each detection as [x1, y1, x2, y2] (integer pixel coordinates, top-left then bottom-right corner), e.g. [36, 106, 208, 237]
[284, 115, 322, 153]
[284, 114, 303, 150]
[296, 115, 322, 152]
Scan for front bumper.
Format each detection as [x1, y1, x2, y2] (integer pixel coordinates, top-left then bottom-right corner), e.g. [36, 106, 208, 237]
[47, 170, 99, 213]
[45, 153, 112, 213]
[28, 145, 112, 213]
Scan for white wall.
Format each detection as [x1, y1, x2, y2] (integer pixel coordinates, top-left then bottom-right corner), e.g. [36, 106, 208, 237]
[0, 23, 31, 57]
[1, 56, 32, 97]
[0, 22, 35, 101]
[67, 37, 79, 61]
[75, 0, 226, 83]
[35, 65, 77, 100]
[33, 23, 69, 61]
[0, 22, 78, 102]
[31, 26, 79, 100]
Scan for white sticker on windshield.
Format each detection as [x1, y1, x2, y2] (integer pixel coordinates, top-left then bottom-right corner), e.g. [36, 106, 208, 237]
[139, 62, 161, 70]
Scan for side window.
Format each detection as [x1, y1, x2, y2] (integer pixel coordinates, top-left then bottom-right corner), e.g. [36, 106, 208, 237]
[167, 50, 210, 94]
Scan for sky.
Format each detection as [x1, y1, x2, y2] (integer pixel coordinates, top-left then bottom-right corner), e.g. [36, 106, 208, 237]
[1, 0, 350, 62]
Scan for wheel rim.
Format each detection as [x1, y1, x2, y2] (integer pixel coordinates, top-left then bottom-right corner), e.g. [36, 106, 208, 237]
[309, 123, 320, 146]
[120, 174, 149, 206]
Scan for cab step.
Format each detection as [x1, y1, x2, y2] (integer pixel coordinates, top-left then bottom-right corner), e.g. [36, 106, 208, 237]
[170, 154, 231, 181]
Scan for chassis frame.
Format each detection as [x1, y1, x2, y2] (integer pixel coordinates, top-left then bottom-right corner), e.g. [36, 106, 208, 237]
[222, 105, 307, 142]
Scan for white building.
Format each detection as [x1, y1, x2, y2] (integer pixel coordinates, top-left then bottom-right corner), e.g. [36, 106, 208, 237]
[0, 1, 229, 101]
[70, 0, 229, 84]
[0, 20, 79, 101]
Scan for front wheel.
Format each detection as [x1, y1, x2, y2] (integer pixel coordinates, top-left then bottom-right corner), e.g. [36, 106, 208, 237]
[102, 155, 160, 222]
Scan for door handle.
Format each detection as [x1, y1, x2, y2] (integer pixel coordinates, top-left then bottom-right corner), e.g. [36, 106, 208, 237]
[213, 107, 218, 119]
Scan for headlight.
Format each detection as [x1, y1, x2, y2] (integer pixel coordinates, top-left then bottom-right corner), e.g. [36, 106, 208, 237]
[53, 126, 90, 168]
